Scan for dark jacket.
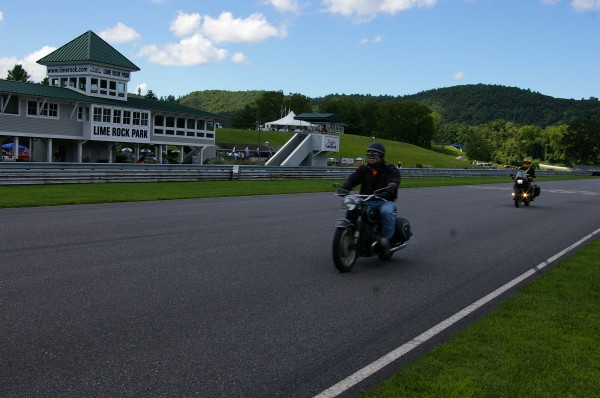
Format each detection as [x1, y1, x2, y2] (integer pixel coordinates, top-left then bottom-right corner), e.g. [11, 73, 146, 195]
[342, 162, 400, 201]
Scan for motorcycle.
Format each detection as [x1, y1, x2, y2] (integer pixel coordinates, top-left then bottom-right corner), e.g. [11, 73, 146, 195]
[332, 185, 412, 273]
[511, 170, 540, 208]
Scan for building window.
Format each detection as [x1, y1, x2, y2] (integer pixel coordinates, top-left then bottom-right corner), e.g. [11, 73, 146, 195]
[91, 78, 99, 93]
[141, 113, 148, 126]
[93, 107, 102, 122]
[102, 108, 111, 123]
[79, 77, 87, 91]
[113, 109, 121, 124]
[27, 101, 58, 118]
[117, 82, 126, 98]
[1, 94, 19, 115]
[133, 111, 141, 125]
[27, 101, 37, 115]
[77, 106, 89, 121]
[100, 79, 108, 95]
[123, 110, 131, 124]
[154, 115, 164, 126]
[207, 121, 215, 130]
[196, 120, 205, 130]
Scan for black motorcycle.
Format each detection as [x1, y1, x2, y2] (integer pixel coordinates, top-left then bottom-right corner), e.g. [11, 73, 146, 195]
[511, 170, 540, 208]
[332, 186, 412, 273]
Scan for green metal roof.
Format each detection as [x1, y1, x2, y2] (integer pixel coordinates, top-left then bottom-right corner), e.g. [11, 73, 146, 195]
[37, 31, 140, 71]
[294, 113, 343, 123]
[0, 79, 222, 119]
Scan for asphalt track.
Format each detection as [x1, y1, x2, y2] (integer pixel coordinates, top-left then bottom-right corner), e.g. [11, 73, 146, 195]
[1, 178, 599, 397]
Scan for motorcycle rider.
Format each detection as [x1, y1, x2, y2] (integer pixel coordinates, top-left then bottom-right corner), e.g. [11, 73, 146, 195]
[517, 159, 536, 195]
[338, 142, 400, 253]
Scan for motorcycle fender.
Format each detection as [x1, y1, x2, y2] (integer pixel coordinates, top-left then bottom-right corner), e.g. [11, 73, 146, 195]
[335, 219, 353, 229]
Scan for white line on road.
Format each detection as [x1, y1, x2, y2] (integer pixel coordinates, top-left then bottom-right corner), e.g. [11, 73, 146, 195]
[314, 226, 600, 398]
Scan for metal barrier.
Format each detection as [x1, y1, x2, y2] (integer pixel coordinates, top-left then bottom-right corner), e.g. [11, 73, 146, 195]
[0, 162, 578, 185]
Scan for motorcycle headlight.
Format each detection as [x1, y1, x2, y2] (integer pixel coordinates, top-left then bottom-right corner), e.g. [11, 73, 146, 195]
[343, 195, 357, 211]
[517, 179, 524, 184]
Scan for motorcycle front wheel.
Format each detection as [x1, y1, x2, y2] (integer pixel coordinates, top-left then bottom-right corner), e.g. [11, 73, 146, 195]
[514, 197, 520, 208]
[332, 226, 358, 273]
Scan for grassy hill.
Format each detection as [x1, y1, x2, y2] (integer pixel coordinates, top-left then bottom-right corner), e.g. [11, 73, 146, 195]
[216, 128, 470, 168]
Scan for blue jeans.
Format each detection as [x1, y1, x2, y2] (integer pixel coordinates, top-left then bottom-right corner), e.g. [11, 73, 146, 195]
[365, 200, 396, 239]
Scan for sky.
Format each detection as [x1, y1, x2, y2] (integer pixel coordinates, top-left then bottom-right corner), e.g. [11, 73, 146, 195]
[0, 0, 599, 100]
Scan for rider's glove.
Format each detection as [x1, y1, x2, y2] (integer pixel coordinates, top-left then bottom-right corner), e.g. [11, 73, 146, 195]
[380, 183, 397, 200]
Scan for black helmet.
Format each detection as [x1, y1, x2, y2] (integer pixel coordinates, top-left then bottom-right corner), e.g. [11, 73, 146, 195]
[367, 142, 386, 157]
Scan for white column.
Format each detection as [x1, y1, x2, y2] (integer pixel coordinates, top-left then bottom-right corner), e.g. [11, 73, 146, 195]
[46, 138, 53, 162]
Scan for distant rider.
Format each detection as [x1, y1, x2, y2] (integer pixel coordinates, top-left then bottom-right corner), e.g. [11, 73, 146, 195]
[338, 142, 400, 253]
[517, 159, 536, 195]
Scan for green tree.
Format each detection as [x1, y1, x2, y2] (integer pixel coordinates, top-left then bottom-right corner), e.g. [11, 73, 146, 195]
[561, 119, 600, 165]
[464, 127, 492, 162]
[232, 104, 258, 129]
[6, 64, 32, 82]
[377, 101, 434, 148]
[541, 125, 568, 164]
[319, 96, 365, 135]
[255, 91, 284, 124]
[284, 93, 312, 115]
[144, 90, 158, 100]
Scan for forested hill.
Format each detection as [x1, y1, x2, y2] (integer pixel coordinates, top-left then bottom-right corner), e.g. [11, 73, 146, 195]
[179, 90, 265, 119]
[400, 84, 600, 126]
[179, 84, 600, 127]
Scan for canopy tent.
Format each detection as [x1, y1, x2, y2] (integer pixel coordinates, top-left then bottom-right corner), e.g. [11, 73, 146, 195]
[264, 111, 317, 132]
[294, 113, 345, 134]
[2, 143, 27, 151]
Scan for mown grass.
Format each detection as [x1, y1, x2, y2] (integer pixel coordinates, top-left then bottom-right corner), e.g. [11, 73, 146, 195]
[0, 176, 590, 208]
[216, 128, 472, 168]
[362, 237, 600, 397]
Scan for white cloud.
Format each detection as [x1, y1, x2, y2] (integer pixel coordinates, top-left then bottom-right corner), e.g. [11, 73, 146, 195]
[452, 71, 465, 81]
[262, 0, 301, 13]
[136, 33, 228, 65]
[99, 23, 141, 44]
[135, 83, 148, 95]
[202, 12, 286, 44]
[0, 46, 55, 82]
[571, 0, 600, 11]
[136, 11, 284, 66]
[0, 10, 4, 22]
[322, 0, 438, 22]
[358, 35, 383, 44]
[232, 52, 250, 64]
[170, 11, 202, 38]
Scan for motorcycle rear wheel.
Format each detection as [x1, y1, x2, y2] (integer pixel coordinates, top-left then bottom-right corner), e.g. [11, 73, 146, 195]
[332, 226, 358, 273]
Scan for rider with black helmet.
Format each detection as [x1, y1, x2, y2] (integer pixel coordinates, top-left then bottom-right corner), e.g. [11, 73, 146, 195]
[338, 142, 400, 253]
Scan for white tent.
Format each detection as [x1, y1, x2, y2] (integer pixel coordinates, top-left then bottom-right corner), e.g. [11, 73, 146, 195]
[264, 111, 316, 132]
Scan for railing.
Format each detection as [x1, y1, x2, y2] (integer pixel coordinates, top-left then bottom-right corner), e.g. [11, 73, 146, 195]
[0, 162, 582, 185]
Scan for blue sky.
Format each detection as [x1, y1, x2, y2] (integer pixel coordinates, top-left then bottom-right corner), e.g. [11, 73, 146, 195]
[1, 0, 599, 100]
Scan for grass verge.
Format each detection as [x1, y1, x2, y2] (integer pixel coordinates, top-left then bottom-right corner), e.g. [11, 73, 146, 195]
[0, 175, 591, 208]
[362, 236, 600, 397]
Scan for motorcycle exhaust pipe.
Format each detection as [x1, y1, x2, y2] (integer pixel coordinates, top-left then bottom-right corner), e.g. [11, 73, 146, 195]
[389, 242, 408, 253]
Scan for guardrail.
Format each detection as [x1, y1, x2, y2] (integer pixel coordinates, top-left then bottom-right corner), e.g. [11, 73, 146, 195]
[0, 162, 581, 185]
